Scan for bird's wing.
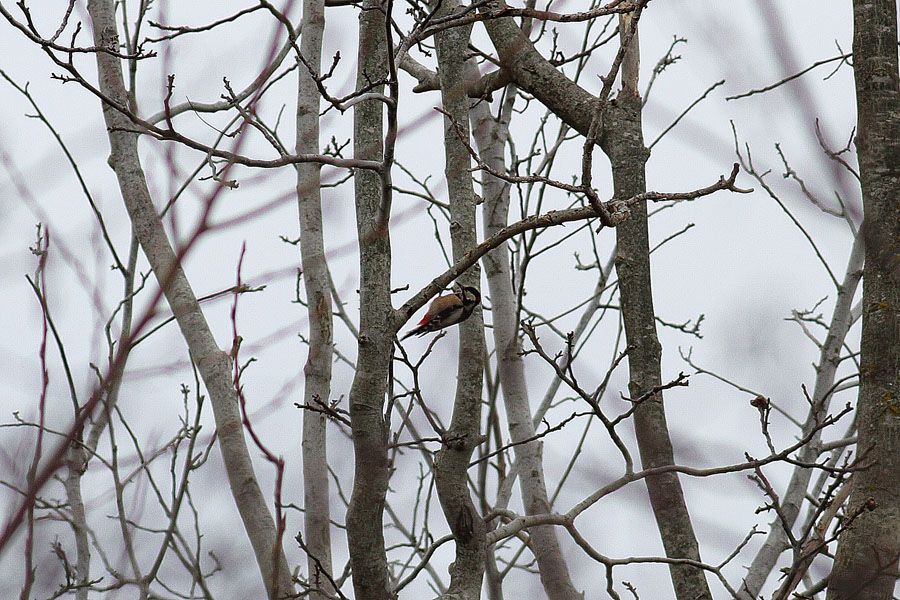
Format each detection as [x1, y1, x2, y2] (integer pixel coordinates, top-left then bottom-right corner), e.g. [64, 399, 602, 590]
[434, 305, 465, 328]
[420, 294, 463, 325]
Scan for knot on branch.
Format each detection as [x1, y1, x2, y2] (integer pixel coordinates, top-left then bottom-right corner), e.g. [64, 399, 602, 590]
[604, 199, 631, 225]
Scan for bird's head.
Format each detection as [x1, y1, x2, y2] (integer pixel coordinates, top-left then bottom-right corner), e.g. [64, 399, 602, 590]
[459, 285, 481, 307]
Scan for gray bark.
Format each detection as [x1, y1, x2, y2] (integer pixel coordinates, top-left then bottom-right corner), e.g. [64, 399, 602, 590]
[480, 1, 621, 152]
[471, 103, 582, 600]
[296, 0, 335, 597]
[345, 2, 393, 599]
[432, 7, 487, 597]
[608, 17, 712, 600]
[86, 1, 294, 597]
[826, 1, 900, 598]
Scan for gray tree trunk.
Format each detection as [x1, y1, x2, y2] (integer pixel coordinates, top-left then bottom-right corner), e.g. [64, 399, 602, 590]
[607, 17, 712, 600]
[479, 8, 710, 597]
[345, 2, 393, 599]
[826, 1, 899, 598]
[85, 1, 295, 597]
[471, 102, 583, 600]
[296, 0, 335, 597]
[480, 2, 622, 147]
[432, 7, 487, 597]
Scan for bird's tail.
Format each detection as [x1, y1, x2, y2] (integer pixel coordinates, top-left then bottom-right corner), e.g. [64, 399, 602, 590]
[400, 325, 427, 340]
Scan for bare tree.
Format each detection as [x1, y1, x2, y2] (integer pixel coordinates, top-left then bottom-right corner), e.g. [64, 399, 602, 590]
[0, 1, 895, 599]
[344, 2, 394, 598]
[826, 1, 899, 598]
[296, 1, 336, 598]
[85, 0, 295, 596]
[607, 12, 711, 600]
[431, 5, 488, 598]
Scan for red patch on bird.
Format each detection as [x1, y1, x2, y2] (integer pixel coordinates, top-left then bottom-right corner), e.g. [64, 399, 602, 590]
[417, 315, 431, 326]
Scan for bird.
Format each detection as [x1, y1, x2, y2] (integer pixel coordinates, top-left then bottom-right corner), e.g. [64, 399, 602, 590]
[400, 285, 481, 340]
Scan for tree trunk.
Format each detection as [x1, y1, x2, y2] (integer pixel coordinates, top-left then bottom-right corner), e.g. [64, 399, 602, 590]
[608, 16, 712, 600]
[826, 1, 899, 598]
[479, 6, 709, 596]
[86, 1, 294, 597]
[472, 101, 582, 600]
[480, 1, 623, 147]
[432, 6, 487, 596]
[296, 0, 335, 597]
[345, 2, 393, 599]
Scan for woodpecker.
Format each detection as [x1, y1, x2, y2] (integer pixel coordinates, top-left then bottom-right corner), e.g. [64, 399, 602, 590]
[401, 286, 481, 340]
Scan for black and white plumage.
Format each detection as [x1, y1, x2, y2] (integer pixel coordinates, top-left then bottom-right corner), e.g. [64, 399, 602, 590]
[401, 286, 481, 340]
